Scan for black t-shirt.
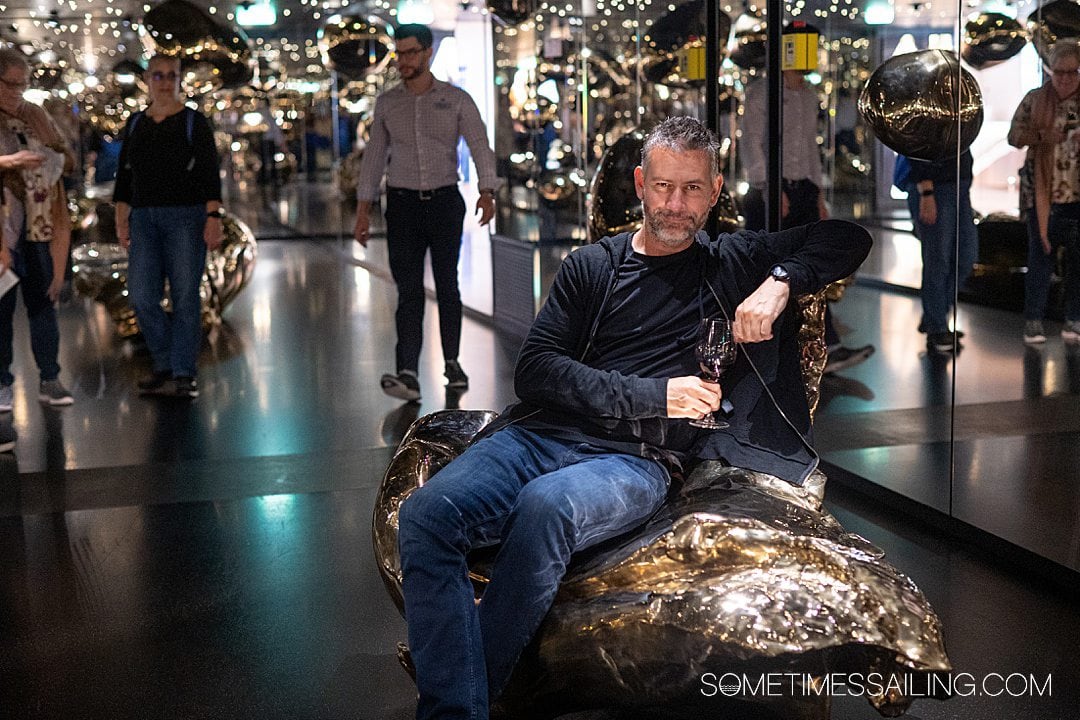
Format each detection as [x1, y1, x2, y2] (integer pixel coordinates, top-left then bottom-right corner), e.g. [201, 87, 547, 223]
[113, 108, 221, 207]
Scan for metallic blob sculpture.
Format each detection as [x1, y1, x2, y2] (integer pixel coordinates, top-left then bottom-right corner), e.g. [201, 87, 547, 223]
[141, 0, 255, 91]
[588, 128, 739, 243]
[71, 206, 257, 337]
[373, 412, 951, 719]
[487, 0, 533, 26]
[640, 0, 732, 87]
[1027, 0, 1080, 64]
[858, 50, 983, 161]
[318, 15, 394, 80]
[962, 13, 1027, 70]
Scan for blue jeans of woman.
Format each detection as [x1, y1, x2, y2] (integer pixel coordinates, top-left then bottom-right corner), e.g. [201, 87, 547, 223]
[905, 179, 978, 335]
[127, 205, 207, 378]
[1024, 203, 1080, 322]
[397, 425, 670, 720]
[0, 234, 61, 386]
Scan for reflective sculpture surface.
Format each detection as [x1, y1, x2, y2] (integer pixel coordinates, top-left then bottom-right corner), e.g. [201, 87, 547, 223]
[962, 13, 1027, 69]
[71, 207, 258, 337]
[1028, 0, 1080, 64]
[373, 412, 951, 719]
[318, 15, 394, 79]
[858, 50, 983, 161]
[141, 0, 255, 91]
[640, 0, 732, 87]
[488, 0, 533, 26]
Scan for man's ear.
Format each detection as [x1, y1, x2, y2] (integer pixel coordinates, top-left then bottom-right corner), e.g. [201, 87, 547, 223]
[710, 173, 724, 206]
[634, 165, 645, 200]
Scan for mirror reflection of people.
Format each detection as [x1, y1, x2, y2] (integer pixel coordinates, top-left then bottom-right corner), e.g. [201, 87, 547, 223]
[1008, 42, 1080, 345]
[894, 151, 977, 353]
[353, 24, 498, 402]
[395, 117, 872, 720]
[0, 47, 75, 413]
[741, 64, 874, 374]
[114, 54, 223, 398]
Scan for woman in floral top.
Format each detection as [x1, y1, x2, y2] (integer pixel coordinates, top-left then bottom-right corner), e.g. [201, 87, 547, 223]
[1008, 42, 1080, 345]
[0, 47, 74, 411]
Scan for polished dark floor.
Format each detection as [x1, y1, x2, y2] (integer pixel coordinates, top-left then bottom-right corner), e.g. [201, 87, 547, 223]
[2, 182, 1079, 719]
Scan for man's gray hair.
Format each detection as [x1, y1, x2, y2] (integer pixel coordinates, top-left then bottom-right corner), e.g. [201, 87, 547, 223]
[1049, 40, 1080, 69]
[0, 47, 30, 78]
[641, 116, 720, 178]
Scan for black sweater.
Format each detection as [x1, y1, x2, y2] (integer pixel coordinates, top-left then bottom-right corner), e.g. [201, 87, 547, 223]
[113, 107, 221, 207]
[485, 220, 872, 486]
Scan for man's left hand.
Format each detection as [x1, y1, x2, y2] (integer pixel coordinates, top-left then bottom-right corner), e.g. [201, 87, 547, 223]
[475, 193, 495, 226]
[733, 277, 790, 343]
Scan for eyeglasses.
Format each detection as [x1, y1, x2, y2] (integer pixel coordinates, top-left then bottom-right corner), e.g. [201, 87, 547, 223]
[395, 47, 427, 60]
[1051, 67, 1080, 77]
[150, 71, 179, 82]
[0, 77, 29, 91]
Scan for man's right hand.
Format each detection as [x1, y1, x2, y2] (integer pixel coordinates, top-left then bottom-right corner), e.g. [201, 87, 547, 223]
[666, 376, 721, 419]
[354, 204, 371, 247]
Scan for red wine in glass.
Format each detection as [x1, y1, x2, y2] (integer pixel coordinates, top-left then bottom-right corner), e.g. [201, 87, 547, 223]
[689, 317, 736, 429]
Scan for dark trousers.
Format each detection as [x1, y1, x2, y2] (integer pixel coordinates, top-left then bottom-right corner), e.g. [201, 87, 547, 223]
[0, 237, 61, 386]
[384, 187, 467, 373]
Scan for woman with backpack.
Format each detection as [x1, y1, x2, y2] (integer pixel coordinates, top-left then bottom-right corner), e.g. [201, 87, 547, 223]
[114, 54, 222, 399]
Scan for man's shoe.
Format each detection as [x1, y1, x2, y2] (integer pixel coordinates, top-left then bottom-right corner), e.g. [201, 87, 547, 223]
[1024, 320, 1047, 345]
[0, 384, 12, 413]
[0, 423, 15, 453]
[381, 371, 421, 401]
[173, 376, 199, 398]
[824, 344, 875, 374]
[927, 332, 959, 353]
[137, 370, 172, 395]
[1062, 320, 1080, 343]
[445, 360, 469, 389]
[38, 380, 74, 406]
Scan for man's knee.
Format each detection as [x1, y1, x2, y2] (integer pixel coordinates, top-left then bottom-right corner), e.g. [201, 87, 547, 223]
[398, 483, 464, 544]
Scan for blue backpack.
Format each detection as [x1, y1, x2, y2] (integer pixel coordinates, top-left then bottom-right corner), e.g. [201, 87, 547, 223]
[892, 154, 912, 192]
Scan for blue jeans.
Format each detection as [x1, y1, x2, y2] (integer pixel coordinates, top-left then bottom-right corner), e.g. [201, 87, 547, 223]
[0, 236, 61, 386]
[128, 206, 207, 377]
[1024, 204, 1080, 322]
[905, 180, 978, 334]
[397, 425, 670, 720]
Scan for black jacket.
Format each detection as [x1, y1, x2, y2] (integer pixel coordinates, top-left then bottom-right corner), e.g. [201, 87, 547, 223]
[486, 219, 872, 486]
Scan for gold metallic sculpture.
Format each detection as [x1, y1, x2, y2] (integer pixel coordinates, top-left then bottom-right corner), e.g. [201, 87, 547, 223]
[318, 16, 394, 80]
[640, 0, 732, 87]
[373, 408, 951, 718]
[1027, 0, 1080, 64]
[962, 13, 1027, 70]
[858, 50, 983, 162]
[71, 208, 258, 337]
[487, 0, 532, 26]
[141, 0, 255, 91]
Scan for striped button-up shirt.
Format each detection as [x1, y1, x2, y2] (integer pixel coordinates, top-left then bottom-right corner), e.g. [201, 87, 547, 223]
[356, 78, 499, 202]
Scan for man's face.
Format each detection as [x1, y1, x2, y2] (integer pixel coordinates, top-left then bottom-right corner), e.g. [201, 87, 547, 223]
[634, 147, 722, 251]
[394, 37, 432, 80]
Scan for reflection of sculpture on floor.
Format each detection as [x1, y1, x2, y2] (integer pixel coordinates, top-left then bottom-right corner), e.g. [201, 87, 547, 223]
[370, 118, 946, 720]
[70, 206, 257, 338]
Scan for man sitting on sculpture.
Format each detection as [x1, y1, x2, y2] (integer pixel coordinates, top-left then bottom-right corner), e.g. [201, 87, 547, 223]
[395, 116, 873, 720]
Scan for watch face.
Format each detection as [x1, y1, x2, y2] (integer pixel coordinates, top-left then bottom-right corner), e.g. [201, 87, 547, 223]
[771, 265, 790, 281]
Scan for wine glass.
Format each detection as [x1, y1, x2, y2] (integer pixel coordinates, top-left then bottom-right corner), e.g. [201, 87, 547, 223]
[689, 317, 737, 429]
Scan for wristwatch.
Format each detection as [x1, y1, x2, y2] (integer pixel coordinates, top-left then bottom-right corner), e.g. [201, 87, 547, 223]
[769, 264, 791, 283]
[206, 208, 226, 219]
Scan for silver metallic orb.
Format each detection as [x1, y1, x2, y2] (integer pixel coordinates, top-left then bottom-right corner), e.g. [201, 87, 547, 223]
[858, 50, 983, 161]
[141, 0, 255, 91]
[1027, 0, 1080, 65]
[962, 12, 1027, 70]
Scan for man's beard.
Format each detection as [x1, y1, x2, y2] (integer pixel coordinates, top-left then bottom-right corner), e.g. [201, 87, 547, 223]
[642, 203, 707, 249]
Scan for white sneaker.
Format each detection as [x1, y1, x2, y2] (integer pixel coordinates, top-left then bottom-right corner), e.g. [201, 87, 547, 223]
[39, 380, 74, 406]
[1023, 320, 1046, 345]
[1062, 320, 1080, 343]
[0, 384, 11, 413]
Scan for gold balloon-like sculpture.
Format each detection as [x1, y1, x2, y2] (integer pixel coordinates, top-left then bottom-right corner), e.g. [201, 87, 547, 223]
[962, 12, 1027, 70]
[318, 15, 394, 80]
[1027, 0, 1080, 64]
[71, 207, 257, 337]
[858, 50, 983, 162]
[141, 0, 255, 92]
